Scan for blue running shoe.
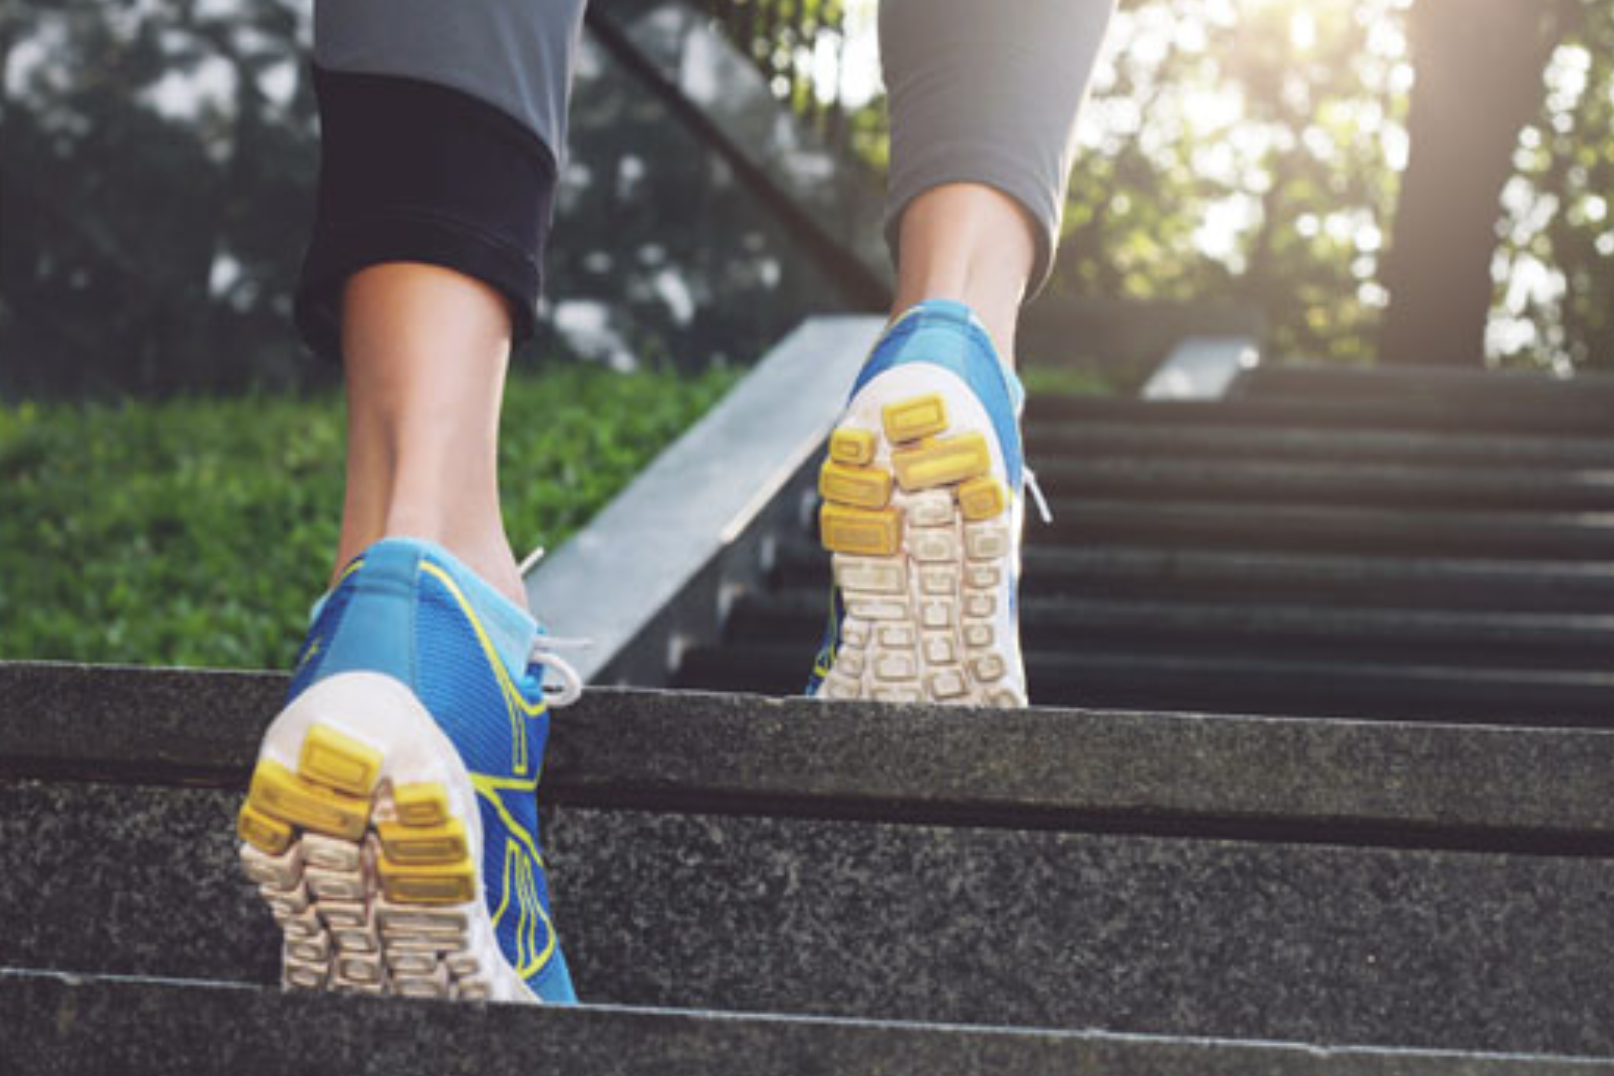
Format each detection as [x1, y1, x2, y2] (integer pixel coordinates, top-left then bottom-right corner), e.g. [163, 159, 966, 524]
[807, 300, 1039, 706]
[237, 537, 579, 1003]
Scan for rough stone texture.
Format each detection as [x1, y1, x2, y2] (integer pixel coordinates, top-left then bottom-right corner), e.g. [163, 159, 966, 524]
[6, 661, 1614, 848]
[548, 807, 1614, 1056]
[5, 780, 1612, 1056]
[8, 971, 1608, 1076]
[0, 662, 283, 779]
[0, 781, 279, 985]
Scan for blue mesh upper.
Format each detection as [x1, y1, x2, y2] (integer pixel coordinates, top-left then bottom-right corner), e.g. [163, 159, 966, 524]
[285, 538, 572, 1001]
[806, 300, 1025, 697]
[286, 579, 356, 704]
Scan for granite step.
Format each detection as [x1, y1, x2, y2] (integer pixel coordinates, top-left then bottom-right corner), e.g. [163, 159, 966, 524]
[8, 969, 1609, 1076]
[723, 590, 1614, 669]
[672, 643, 1614, 724]
[7, 660, 1612, 1058]
[1024, 419, 1614, 469]
[781, 491, 1614, 560]
[1024, 456, 1614, 512]
[767, 543, 1614, 613]
[1232, 363, 1614, 417]
[1023, 395, 1614, 436]
[1030, 499, 1614, 560]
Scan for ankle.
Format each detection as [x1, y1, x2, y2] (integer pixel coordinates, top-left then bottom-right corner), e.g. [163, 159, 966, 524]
[891, 184, 1035, 366]
[890, 290, 1020, 370]
[333, 512, 528, 611]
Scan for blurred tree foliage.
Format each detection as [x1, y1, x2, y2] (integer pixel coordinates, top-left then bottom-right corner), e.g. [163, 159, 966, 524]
[1, 0, 317, 396]
[1048, 0, 1409, 364]
[5, 0, 1613, 394]
[1492, 0, 1614, 372]
[1027, 0, 1609, 370]
[1048, 0, 1612, 370]
[0, 0, 854, 397]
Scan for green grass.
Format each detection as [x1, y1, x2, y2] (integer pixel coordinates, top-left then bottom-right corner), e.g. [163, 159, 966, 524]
[0, 364, 740, 670]
[1018, 363, 1119, 398]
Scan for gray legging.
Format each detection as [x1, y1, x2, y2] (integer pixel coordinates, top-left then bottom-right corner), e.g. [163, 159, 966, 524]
[312, 0, 1114, 292]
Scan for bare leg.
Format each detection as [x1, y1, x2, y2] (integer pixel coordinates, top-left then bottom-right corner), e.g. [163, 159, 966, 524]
[334, 261, 526, 607]
[889, 182, 1037, 366]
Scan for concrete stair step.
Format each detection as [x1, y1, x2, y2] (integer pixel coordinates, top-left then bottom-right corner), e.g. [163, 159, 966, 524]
[5, 661, 1614, 1056]
[781, 496, 1614, 559]
[725, 590, 1614, 669]
[1026, 456, 1614, 512]
[1029, 499, 1614, 560]
[769, 543, 1614, 613]
[1024, 419, 1614, 470]
[1232, 363, 1614, 417]
[672, 643, 1614, 724]
[8, 969, 1607, 1076]
[1024, 396, 1614, 436]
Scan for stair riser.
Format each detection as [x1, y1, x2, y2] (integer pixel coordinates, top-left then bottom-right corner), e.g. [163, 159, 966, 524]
[726, 601, 1614, 670]
[770, 547, 1614, 614]
[9, 973, 1606, 1076]
[1024, 424, 1614, 470]
[1036, 505, 1614, 560]
[777, 499, 1614, 561]
[1025, 397, 1614, 436]
[673, 649, 1614, 724]
[1028, 468, 1614, 513]
[6, 778, 1613, 1056]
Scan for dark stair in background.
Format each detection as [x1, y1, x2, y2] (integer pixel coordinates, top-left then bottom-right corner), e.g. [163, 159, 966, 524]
[673, 363, 1614, 728]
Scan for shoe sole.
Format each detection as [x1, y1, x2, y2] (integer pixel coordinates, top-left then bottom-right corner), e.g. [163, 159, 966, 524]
[236, 672, 532, 1002]
[815, 369, 1025, 706]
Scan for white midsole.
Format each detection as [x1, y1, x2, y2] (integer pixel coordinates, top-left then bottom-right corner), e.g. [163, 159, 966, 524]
[821, 364, 1027, 704]
[250, 672, 531, 1003]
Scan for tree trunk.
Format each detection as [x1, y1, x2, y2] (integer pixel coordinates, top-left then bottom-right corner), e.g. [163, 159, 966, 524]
[1377, 0, 1567, 366]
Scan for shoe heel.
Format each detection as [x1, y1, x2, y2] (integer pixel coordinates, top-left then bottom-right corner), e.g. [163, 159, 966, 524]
[238, 674, 519, 1000]
[816, 386, 1022, 706]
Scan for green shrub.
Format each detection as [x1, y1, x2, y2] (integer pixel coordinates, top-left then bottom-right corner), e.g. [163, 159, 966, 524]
[0, 364, 739, 670]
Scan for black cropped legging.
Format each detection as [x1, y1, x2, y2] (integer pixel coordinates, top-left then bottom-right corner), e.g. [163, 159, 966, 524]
[295, 0, 1114, 361]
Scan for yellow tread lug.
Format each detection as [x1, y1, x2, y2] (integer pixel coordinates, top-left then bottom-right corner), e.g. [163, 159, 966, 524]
[377, 855, 476, 905]
[828, 428, 877, 466]
[958, 475, 1008, 521]
[249, 759, 371, 841]
[378, 818, 469, 866]
[298, 724, 383, 798]
[237, 803, 294, 855]
[818, 461, 893, 509]
[820, 503, 903, 557]
[882, 394, 949, 444]
[393, 783, 451, 827]
[892, 433, 991, 492]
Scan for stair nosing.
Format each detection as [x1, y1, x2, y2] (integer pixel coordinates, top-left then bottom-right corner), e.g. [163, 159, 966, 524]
[5, 660, 1614, 855]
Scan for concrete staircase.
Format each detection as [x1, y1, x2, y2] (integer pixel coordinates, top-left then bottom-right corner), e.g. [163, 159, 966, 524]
[4, 657, 1614, 1072]
[6, 363, 1614, 1072]
[676, 363, 1614, 727]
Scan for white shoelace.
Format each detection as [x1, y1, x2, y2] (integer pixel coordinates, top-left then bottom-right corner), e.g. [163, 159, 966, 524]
[519, 543, 588, 708]
[1024, 465, 1054, 525]
[529, 635, 590, 709]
